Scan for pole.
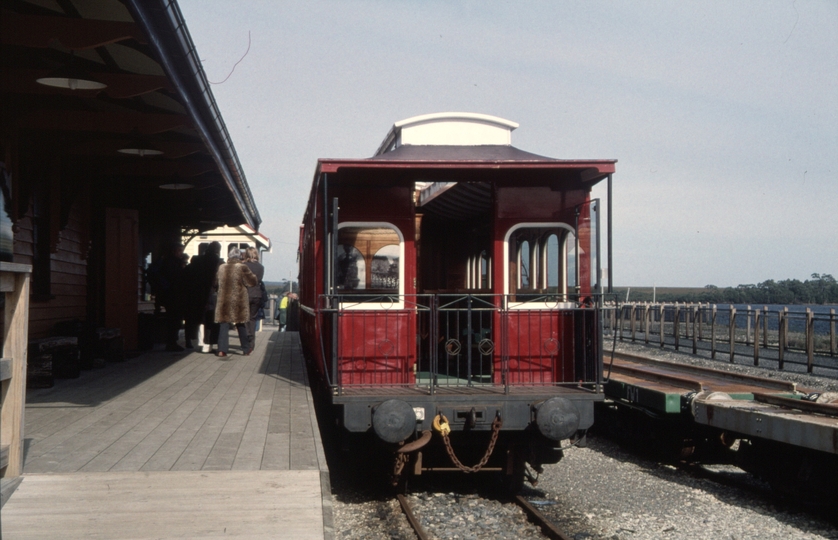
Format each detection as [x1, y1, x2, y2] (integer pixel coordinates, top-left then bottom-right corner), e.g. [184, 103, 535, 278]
[607, 174, 613, 295]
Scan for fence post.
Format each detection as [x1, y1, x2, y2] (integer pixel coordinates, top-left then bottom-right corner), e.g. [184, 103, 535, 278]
[729, 305, 736, 363]
[753, 308, 760, 366]
[692, 305, 698, 354]
[619, 304, 625, 341]
[762, 306, 768, 349]
[674, 304, 681, 351]
[630, 303, 637, 342]
[830, 308, 835, 357]
[698, 303, 703, 341]
[778, 308, 786, 370]
[746, 305, 752, 345]
[783, 306, 789, 353]
[611, 305, 616, 335]
[644, 305, 650, 345]
[660, 304, 665, 349]
[806, 308, 814, 373]
[711, 305, 717, 359]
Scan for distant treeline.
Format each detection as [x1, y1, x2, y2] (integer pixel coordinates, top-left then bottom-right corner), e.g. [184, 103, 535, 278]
[615, 274, 838, 305]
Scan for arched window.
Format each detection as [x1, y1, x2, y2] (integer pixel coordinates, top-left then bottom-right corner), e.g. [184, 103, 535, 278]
[336, 225, 401, 292]
[507, 225, 575, 300]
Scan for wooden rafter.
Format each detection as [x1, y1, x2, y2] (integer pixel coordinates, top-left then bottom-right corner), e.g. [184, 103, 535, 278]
[0, 10, 147, 50]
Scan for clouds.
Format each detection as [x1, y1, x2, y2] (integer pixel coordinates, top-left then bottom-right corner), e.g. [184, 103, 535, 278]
[178, 0, 837, 286]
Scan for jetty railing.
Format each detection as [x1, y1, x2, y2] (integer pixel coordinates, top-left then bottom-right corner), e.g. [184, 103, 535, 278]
[604, 302, 837, 374]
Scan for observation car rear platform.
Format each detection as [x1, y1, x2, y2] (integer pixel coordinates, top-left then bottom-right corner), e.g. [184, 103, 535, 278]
[298, 113, 616, 484]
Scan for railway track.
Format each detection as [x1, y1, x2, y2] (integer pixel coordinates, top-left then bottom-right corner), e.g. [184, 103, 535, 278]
[601, 348, 838, 506]
[395, 491, 575, 540]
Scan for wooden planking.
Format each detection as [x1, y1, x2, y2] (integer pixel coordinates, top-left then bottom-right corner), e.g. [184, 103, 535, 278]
[22, 331, 329, 475]
[23, 353, 213, 470]
[1, 470, 324, 540]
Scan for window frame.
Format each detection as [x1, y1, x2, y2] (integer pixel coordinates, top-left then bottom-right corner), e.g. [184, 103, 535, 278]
[335, 221, 405, 310]
[503, 222, 576, 309]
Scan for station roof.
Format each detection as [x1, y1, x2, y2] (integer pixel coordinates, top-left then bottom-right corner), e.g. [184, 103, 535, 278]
[1, 0, 260, 230]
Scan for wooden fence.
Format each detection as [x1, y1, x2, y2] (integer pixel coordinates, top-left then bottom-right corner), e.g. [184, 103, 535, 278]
[605, 302, 837, 374]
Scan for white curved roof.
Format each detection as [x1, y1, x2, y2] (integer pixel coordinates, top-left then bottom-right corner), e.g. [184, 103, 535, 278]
[375, 112, 519, 156]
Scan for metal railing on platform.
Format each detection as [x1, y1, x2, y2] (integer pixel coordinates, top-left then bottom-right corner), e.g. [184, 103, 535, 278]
[315, 293, 603, 394]
[605, 302, 838, 374]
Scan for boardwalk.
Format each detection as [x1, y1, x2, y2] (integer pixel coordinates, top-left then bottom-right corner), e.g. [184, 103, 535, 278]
[1, 330, 331, 539]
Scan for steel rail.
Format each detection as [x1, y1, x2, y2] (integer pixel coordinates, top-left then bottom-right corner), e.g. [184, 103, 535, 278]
[513, 495, 574, 540]
[396, 494, 429, 540]
[612, 352, 800, 393]
[752, 392, 838, 418]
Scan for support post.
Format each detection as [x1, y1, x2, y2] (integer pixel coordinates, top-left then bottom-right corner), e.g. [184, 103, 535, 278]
[660, 304, 665, 349]
[753, 308, 760, 366]
[692, 305, 698, 354]
[745, 306, 751, 345]
[1, 265, 31, 479]
[674, 304, 680, 351]
[762, 306, 768, 349]
[778, 308, 786, 370]
[806, 308, 814, 373]
[630, 304, 636, 342]
[644, 305, 650, 345]
[711, 305, 717, 359]
[729, 305, 736, 363]
[831, 308, 836, 357]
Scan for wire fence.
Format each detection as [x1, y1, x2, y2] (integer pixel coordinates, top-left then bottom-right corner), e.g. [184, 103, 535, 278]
[605, 303, 838, 375]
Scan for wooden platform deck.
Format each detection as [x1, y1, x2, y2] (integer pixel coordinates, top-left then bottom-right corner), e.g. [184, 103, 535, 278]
[1, 330, 332, 539]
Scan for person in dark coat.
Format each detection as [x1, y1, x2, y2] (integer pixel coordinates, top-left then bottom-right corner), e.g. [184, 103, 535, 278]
[243, 246, 265, 354]
[150, 243, 186, 352]
[183, 241, 222, 351]
[214, 246, 258, 357]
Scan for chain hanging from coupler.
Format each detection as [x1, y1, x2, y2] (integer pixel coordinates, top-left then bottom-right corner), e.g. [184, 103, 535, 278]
[432, 412, 503, 473]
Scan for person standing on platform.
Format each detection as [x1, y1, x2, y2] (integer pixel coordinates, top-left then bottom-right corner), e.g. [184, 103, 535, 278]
[149, 243, 186, 351]
[276, 292, 289, 331]
[243, 246, 265, 354]
[214, 246, 258, 357]
[184, 241, 222, 352]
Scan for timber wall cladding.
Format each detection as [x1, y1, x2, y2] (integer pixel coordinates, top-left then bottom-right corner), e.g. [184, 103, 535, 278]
[14, 199, 89, 339]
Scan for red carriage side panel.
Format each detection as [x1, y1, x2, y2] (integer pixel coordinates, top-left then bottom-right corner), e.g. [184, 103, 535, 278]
[497, 310, 576, 385]
[337, 310, 416, 386]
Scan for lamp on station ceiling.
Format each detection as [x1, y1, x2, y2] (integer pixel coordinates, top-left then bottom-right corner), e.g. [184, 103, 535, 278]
[159, 172, 194, 190]
[35, 52, 107, 91]
[117, 129, 163, 157]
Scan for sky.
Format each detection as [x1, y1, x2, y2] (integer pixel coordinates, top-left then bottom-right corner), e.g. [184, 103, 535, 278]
[176, 0, 837, 287]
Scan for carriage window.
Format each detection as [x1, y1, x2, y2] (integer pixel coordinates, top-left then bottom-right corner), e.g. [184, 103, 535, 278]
[336, 225, 400, 292]
[545, 234, 559, 290]
[518, 241, 530, 289]
[336, 245, 365, 290]
[566, 231, 577, 290]
[371, 245, 399, 289]
[509, 226, 574, 299]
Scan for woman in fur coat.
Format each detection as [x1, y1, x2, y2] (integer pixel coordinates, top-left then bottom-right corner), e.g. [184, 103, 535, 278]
[214, 246, 258, 357]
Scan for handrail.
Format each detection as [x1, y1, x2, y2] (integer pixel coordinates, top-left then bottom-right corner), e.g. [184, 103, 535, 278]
[1, 262, 32, 481]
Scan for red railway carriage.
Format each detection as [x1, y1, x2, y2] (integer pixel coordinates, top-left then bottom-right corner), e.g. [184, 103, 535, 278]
[299, 113, 615, 486]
